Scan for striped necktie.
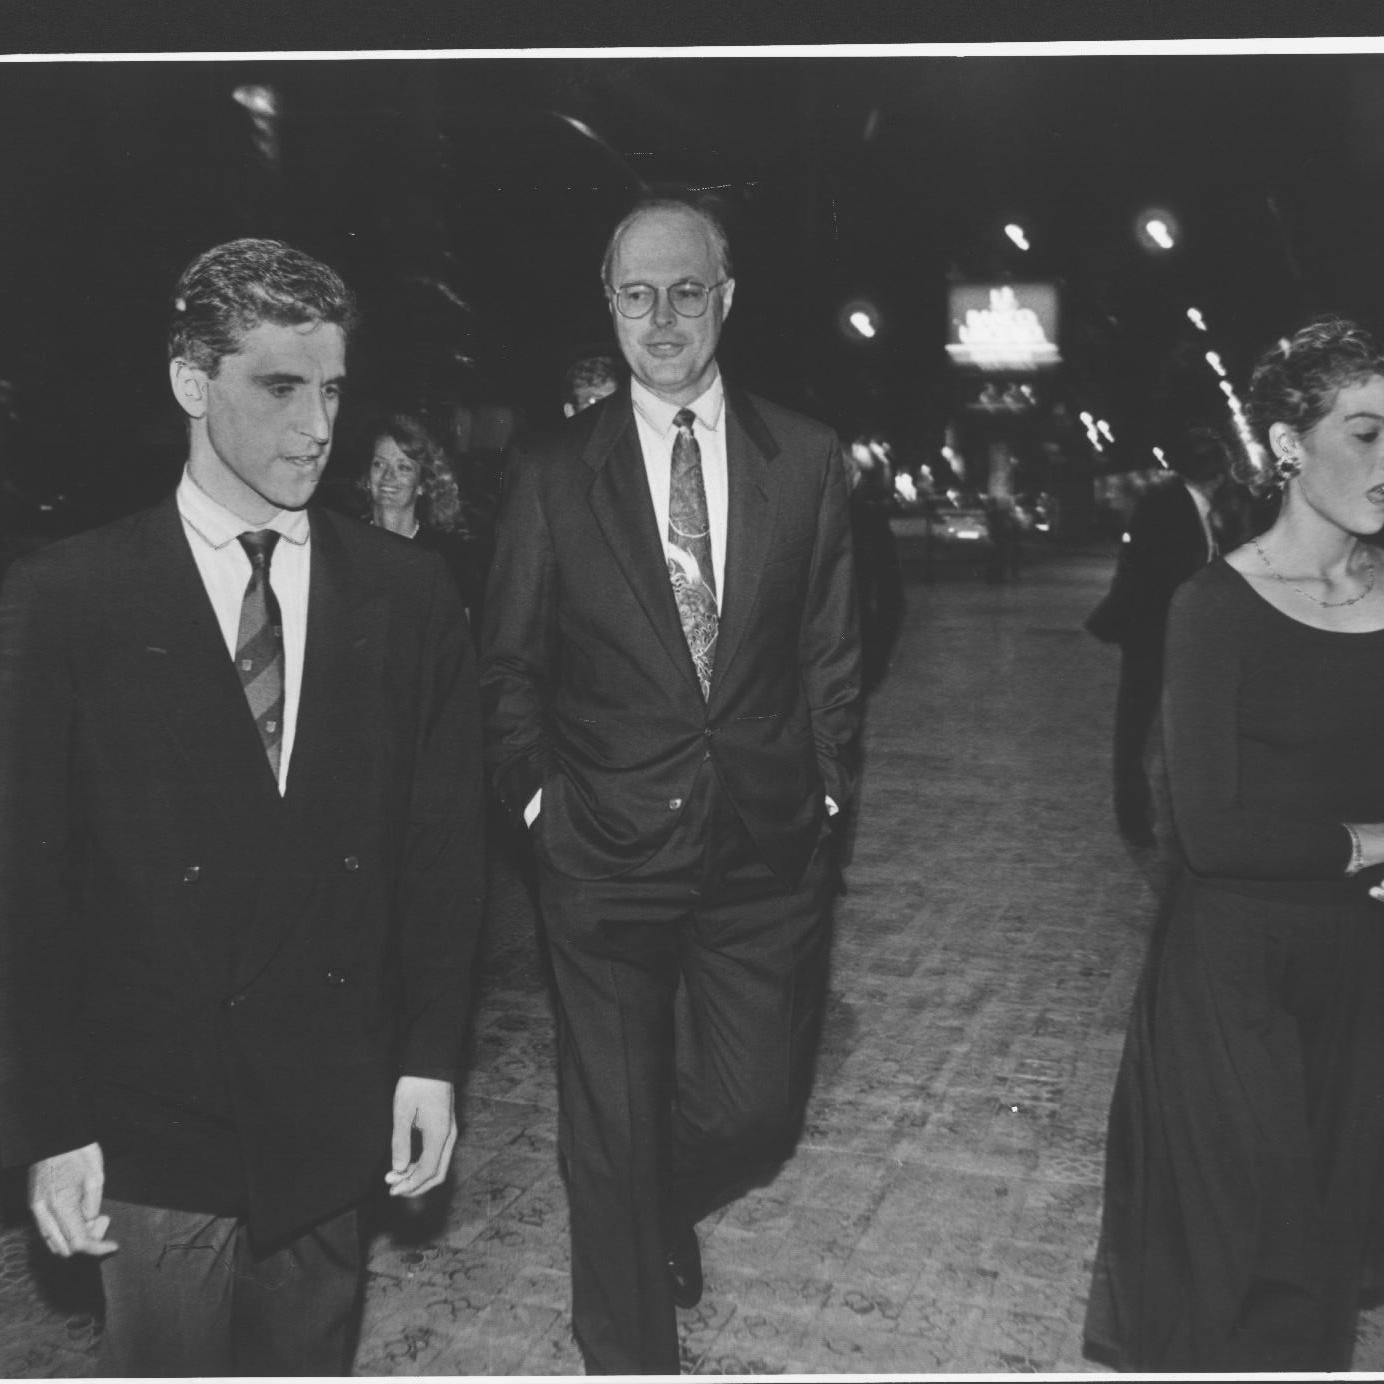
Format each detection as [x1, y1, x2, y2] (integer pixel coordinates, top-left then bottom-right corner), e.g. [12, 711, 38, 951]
[235, 530, 285, 780]
[667, 407, 718, 699]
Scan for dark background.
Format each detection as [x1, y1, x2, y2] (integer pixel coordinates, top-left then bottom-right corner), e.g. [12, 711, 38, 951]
[3, 50, 1384, 524]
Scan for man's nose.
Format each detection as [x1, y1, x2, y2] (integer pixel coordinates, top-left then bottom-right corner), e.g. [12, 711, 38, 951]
[300, 391, 333, 443]
[651, 288, 677, 327]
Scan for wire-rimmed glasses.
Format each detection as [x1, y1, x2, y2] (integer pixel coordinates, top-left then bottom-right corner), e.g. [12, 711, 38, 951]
[607, 280, 728, 319]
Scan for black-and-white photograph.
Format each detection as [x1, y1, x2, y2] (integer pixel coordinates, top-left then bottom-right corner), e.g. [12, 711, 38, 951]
[4, 42, 1384, 1376]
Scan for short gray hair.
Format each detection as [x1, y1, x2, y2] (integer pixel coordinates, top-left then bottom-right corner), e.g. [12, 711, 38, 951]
[600, 195, 733, 288]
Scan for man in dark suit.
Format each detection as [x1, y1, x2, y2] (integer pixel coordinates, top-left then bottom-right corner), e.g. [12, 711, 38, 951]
[1086, 427, 1232, 846]
[0, 239, 484, 1374]
[482, 195, 862, 1373]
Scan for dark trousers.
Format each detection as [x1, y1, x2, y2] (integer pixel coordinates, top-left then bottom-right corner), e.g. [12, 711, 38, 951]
[539, 769, 835, 1374]
[97, 1200, 362, 1377]
[1113, 646, 1162, 843]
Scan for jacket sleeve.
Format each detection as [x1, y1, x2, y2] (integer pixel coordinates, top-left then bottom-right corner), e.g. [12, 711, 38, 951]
[800, 434, 864, 810]
[1163, 576, 1352, 879]
[395, 560, 487, 1082]
[0, 555, 94, 1167]
[479, 442, 557, 825]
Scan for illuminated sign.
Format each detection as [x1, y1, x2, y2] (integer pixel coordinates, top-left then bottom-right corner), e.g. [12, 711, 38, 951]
[946, 283, 1060, 371]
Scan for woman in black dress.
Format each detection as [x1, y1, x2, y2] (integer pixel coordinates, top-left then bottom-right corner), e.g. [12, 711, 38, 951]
[365, 412, 488, 627]
[1085, 317, 1384, 1371]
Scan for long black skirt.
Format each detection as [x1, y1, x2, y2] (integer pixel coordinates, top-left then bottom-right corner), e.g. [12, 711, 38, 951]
[1084, 870, 1384, 1372]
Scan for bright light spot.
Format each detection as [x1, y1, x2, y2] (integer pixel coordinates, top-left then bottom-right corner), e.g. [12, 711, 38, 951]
[850, 443, 872, 467]
[894, 472, 918, 504]
[1121, 531, 1132, 543]
[1187, 307, 1207, 331]
[233, 84, 279, 117]
[1205, 351, 1226, 377]
[1097, 419, 1115, 443]
[1144, 218, 1175, 250]
[1004, 223, 1030, 251]
[1153, 447, 1168, 468]
[848, 310, 876, 339]
[1079, 411, 1094, 426]
[1219, 380, 1235, 397]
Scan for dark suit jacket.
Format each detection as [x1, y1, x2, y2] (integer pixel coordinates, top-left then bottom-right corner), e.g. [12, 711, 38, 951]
[480, 382, 862, 885]
[0, 497, 484, 1246]
[1086, 479, 1213, 660]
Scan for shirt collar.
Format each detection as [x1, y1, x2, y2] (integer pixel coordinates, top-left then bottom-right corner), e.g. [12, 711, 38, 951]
[631, 371, 725, 438]
[177, 465, 311, 551]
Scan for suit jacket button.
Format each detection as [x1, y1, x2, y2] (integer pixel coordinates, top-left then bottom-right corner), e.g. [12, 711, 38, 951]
[343, 855, 360, 871]
[182, 865, 200, 883]
[325, 969, 347, 986]
[668, 798, 683, 810]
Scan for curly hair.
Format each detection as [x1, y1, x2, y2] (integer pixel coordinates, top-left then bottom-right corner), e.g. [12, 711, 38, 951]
[169, 238, 358, 376]
[1246, 316, 1384, 458]
[366, 413, 464, 534]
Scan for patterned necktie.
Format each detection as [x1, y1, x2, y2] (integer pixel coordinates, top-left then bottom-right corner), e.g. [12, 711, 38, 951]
[235, 530, 285, 780]
[667, 407, 718, 699]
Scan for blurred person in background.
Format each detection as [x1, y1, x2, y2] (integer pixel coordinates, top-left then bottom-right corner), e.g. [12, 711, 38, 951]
[0, 239, 484, 1376]
[984, 493, 1023, 584]
[562, 350, 623, 418]
[846, 436, 904, 695]
[1085, 425, 1234, 848]
[482, 193, 861, 1374]
[365, 410, 489, 628]
[1085, 317, 1384, 1372]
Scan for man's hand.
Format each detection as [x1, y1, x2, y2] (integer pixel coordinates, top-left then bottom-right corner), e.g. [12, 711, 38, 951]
[28, 1143, 118, 1257]
[385, 1076, 457, 1197]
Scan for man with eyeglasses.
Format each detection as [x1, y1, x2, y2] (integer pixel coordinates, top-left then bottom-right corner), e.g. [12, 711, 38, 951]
[482, 194, 862, 1373]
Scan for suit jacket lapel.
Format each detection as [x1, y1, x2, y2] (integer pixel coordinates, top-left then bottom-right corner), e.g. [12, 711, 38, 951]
[135, 496, 282, 815]
[233, 509, 384, 990]
[585, 388, 702, 692]
[284, 511, 379, 809]
[712, 387, 776, 694]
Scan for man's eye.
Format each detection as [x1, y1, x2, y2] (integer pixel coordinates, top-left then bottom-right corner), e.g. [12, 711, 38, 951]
[671, 285, 705, 306]
[1356, 431, 1380, 444]
[269, 384, 296, 399]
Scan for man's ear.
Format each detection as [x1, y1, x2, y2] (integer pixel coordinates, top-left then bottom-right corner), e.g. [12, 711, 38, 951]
[720, 278, 735, 320]
[170, 357, 209, 420]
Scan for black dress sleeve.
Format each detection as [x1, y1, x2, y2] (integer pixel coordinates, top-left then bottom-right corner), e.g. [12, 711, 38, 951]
[1162, 568, 1353, 879]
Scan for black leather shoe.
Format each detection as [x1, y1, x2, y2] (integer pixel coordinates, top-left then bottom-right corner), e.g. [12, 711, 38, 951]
[666, 1221, 703, 1309]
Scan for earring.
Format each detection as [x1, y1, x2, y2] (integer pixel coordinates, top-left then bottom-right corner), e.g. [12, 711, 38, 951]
[1272, 451, 1301, 486]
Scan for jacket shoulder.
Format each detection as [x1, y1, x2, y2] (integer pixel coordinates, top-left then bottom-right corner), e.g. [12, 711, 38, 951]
[313, 506, 454, 590]
[1, 503, 166, 597]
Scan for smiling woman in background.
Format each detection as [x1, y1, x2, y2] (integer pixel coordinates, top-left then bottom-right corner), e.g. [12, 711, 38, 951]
[1084, 317, 1384, 1373]
[365, 412, 487, 627]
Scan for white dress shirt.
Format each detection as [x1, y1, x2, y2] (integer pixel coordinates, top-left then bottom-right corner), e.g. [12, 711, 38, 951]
[631, 372, 729, 607]
[176, 467, 310, 795]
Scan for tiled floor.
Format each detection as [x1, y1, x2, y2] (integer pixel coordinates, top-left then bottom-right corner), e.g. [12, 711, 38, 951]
[7, 544, 1384, 1375]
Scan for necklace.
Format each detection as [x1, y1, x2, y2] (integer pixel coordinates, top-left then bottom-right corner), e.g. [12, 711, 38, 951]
[1249, 535, 1377, 608]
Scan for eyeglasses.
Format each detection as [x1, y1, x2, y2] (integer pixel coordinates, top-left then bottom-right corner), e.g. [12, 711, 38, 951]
[607, 280, 728, 320]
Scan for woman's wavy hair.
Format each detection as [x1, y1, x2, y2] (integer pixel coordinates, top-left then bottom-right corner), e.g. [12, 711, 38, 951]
[362, 412, 465, 534]
[1246, 316, 1384, 492]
